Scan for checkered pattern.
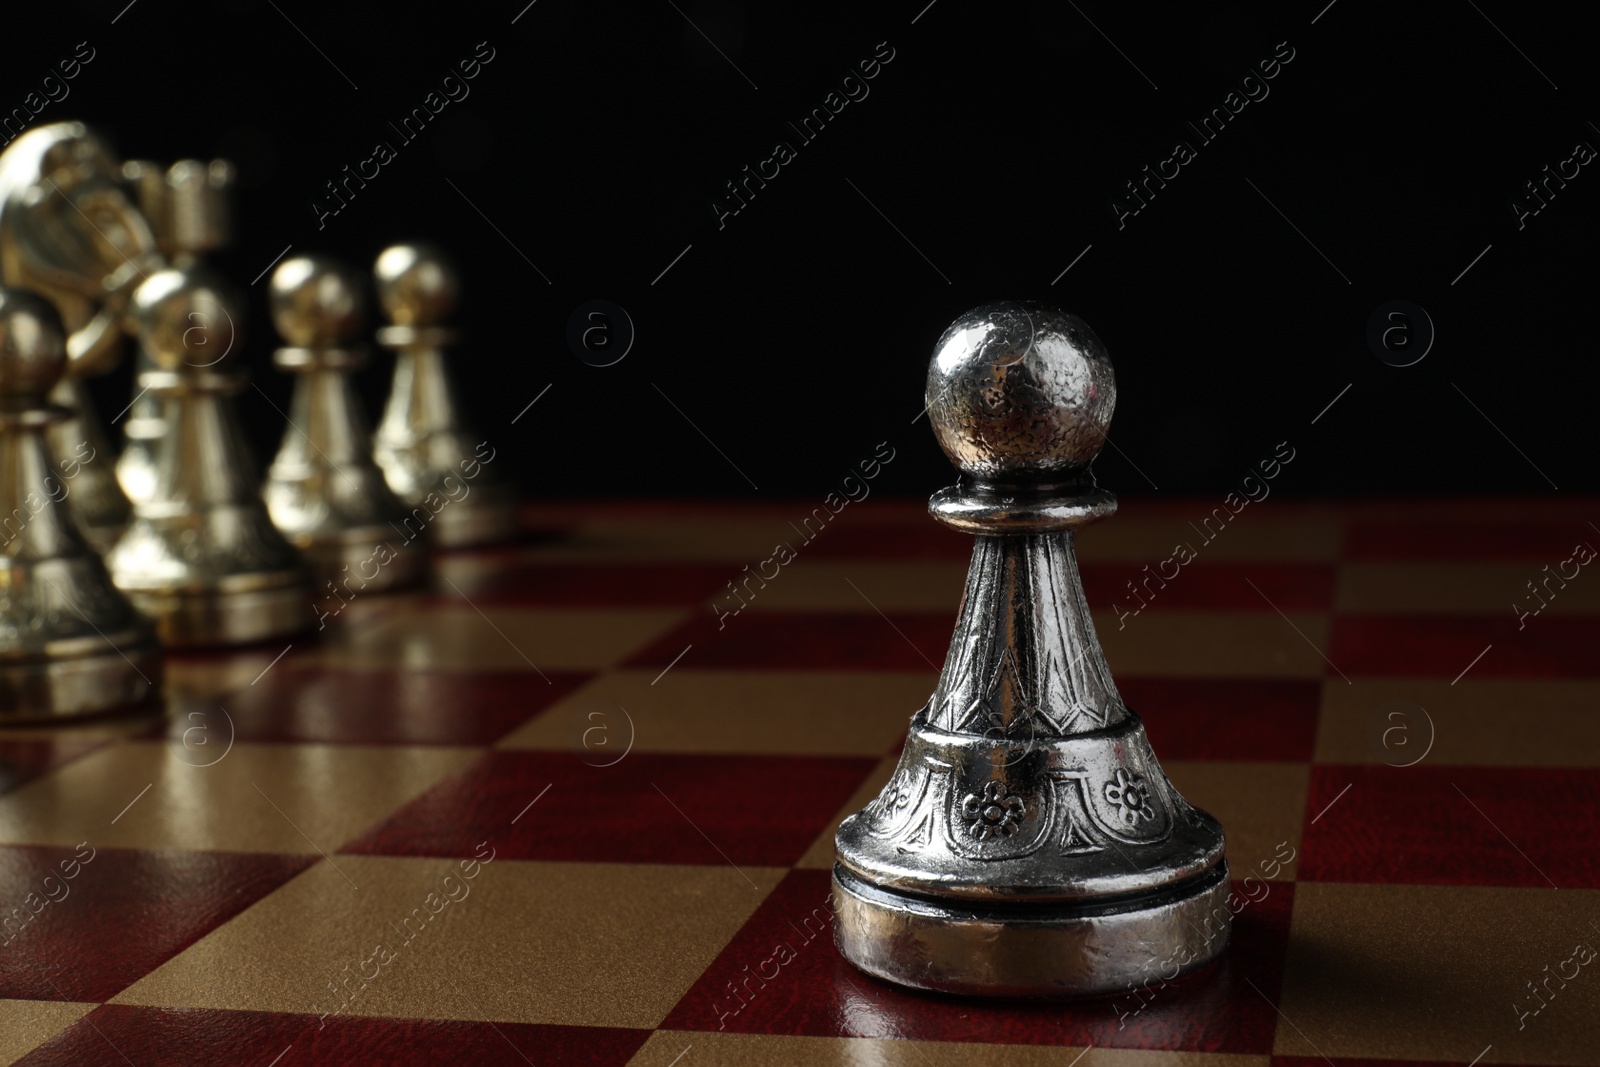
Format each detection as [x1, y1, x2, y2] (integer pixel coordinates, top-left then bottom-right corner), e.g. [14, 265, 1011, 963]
[1, 498, 1598, 1065]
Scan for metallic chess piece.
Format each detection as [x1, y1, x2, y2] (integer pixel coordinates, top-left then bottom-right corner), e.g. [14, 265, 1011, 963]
[105, 267, 313, 646]
[0, 288, 161, 720]
[116, 158, 235, 506]
[121, 158, 234, 266]
[264, 254, 426, 592]
[372, 243, 517, 547]
[0, 122, 165, 553]
[833, 301, 1230, 998]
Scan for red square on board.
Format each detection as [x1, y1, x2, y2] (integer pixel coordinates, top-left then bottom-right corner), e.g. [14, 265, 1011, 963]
[0, 846, 314, 1002]
[1330, 615, 1600, 679]
[1119, 678, 1320, 762]
[15, 1005, 648, 1067]
[341, 751, 878, 867]
[161, 667, 588, 746]
[623, 612, 952, 673]
[1298, 764, 1600, 888]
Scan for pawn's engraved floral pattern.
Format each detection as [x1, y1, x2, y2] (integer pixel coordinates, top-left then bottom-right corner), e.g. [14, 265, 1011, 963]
[1103, 768, 1155, 826]
[874, 772, 915, 820]
[961, 780, 1026, 841]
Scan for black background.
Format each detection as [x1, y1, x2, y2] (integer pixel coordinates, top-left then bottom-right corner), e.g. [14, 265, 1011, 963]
[8, 0, 1596, 501]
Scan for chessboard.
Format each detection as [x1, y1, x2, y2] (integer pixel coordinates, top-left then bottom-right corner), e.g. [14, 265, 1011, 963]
[1, 496, 1597, 1066]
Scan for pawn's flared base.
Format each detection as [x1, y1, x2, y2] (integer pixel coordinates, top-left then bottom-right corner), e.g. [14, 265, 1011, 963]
[299, 527, 429, 594]
[127, 579, 315, 649]
[831, 862, 1231, 998]
[429, 492, 519, 549]
[0, 630, 163, 723]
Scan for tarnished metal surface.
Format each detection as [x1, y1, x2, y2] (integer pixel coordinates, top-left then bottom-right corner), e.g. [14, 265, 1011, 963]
[263, 254, 426, 592]
[105, 267, 312, 647]
[371, 243, 517, 548]
[835, 300, 1229, 997]
[926, 301, 1116, 484]
[0, 288, 160, 718]
[0, 122, 164, 551]
[117, 156, 237, 508]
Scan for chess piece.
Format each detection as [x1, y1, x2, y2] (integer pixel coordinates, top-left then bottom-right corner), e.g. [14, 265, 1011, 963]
[106, 267, 313, 645]
[833, 301, 1229, 997]
[116, 158, 235, 506]
[372, 243, 517, 547]
[264, 254, 425, 592]
[0, 288, 161, 720]
[0, 122, 164, 552]
[121, 158, 234, 266]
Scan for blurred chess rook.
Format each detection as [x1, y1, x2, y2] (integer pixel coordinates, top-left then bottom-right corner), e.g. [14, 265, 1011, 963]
[117, 156, 237, 507]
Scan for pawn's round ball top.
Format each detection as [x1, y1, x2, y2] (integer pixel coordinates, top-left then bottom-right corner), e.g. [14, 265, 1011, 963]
[0, 288, 67, 401]
[269, 254, 364, 347]
[131, 268, 241, 372]
[374, 243, 457, 327]
[926, 300, 1116, 481]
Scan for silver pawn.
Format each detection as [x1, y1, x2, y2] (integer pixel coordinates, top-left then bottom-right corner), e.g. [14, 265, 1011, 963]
[264, 255, 426, 593]
[372, 244, 517, 547]
[833, 301, 1230, 997]
[116, 158, 236, 506]
[106, 268, 312, 646]
[0, 288, 161, 720]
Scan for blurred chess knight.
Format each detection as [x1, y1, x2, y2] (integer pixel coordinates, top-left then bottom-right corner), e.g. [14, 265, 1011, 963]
[0, 121, 164, 552]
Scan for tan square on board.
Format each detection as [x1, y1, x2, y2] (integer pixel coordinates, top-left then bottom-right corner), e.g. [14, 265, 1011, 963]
[303, 605, 685, 672]
[499, 670, 928, 756]
[1096, 611, 1333, 679]
[0, 711, 158, 744]
[1278, 883, 1600, 1064]
[1163, 761, 1307, 881]
[1338, 563, 1600, 615]
[1316, 679, 1600, 767]
[114, 857, 783, 1030]
[628, 1031, 1270, 1066]
[0, 1000, 97, 1067]
[0, 742, 475, 853]
[163, 649, 283, 704]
